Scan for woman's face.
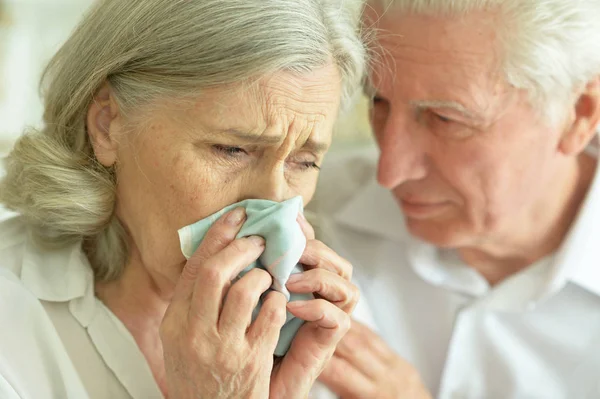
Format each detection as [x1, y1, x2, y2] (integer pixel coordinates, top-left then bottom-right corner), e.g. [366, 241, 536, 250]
[88, 64, 341, 291]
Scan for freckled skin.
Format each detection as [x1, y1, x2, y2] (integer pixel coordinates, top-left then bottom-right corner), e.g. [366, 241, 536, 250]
[109, 64, 341, 297]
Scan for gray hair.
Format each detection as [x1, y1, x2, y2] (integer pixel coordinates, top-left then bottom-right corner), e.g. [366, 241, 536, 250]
[0, 0, 366, 281]
[371, 0, 600, 125]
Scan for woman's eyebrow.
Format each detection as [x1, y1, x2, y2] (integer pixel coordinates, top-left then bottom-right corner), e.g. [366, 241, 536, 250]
[214, 128, 283, 144]
[300, 138, 329, 153]
[215, 128, 329, 153]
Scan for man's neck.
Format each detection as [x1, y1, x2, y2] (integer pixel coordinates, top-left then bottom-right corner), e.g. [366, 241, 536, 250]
[458, 153, 597, 286]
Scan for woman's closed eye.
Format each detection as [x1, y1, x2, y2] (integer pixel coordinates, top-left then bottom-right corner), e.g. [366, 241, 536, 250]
[293, 160, 321, 171]
[212, 144, 321, 172]
[213, 144, 247, 156]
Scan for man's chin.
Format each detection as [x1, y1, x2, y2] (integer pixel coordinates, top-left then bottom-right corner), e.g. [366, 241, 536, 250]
[405, 218, 472, 249]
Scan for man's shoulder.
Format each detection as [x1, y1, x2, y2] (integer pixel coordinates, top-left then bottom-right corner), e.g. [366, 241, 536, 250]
[308, 145, 378, 216]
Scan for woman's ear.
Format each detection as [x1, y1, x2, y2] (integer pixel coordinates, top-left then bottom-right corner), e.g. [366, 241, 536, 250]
[559, 76, 600, 155]
[87, 82, 121, 167]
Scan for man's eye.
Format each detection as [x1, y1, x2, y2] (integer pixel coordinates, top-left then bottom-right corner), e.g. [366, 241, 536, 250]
[213, 145, 247, 156]
[424, 111, 455, 127]
[373, 95, 387, 105]
[424, 111, 475, 140]
[434, 113, 452, 123]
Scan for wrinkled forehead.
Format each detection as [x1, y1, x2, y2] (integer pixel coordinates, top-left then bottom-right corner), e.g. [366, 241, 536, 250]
[145, 64, 342, 149]
[365, 8, 519, 122]
[253, 64, 343, 116]
[367, 6, 501, 59]
[366, 9, 506, 93]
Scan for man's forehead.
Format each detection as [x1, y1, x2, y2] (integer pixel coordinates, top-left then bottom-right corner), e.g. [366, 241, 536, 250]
[370, 10, 504, 90]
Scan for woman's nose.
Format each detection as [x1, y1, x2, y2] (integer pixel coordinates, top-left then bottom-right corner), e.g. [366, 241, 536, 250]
[240, 165, 288, 203]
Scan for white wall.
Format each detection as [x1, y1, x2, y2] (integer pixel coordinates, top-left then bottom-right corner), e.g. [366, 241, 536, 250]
[0, 0, 94, 216]
[0, 0, 374, 216]
[0, 0, 373, 157]
[0, 0, 94, 155]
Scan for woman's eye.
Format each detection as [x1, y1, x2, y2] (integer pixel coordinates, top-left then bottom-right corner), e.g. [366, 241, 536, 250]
[213, 145, 247, 156]
[298, 162, 321, 171]
[287, 156, 321, 172]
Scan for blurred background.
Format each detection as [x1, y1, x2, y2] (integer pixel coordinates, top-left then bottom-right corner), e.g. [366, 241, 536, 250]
[0, 0, 374, 162]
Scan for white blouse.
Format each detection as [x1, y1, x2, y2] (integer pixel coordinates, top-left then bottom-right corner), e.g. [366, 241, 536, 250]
[0, 216, 163, 398]
[0, 213, 374, 399]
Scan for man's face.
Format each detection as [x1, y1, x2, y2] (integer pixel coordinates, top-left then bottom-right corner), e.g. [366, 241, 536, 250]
[367, 9, 570, 248]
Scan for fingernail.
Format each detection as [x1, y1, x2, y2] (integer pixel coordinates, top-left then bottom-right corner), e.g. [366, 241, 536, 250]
[298, 212, 307, 221]
[225, 207, 246, 226]
[286, 273, 303, 284]
[247, 235, 265, 247]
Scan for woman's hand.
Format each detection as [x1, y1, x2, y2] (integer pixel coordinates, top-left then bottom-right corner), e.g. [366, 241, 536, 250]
[268, 215, 360, 399]
[160, 207, 287, 399]
[319, 321, 433, 399]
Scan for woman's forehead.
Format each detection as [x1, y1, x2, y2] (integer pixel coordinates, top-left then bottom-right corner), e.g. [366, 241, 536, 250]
[186, 66, 342, 125]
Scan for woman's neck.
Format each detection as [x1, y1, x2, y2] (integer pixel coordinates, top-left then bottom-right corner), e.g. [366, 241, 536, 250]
[94, 248, 172, 397]
[458, 153, 597, 286]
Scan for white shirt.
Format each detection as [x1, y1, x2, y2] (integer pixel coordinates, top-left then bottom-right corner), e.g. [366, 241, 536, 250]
[310, 144, 600, 399]
[0, 213, 367, 399]
[0, 217, 168, 398]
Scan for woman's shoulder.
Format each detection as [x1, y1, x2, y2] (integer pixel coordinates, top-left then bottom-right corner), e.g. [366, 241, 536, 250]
[0, 214, 29, 279]
[0, 216, 90, 399]
[0, 267, 90, 399]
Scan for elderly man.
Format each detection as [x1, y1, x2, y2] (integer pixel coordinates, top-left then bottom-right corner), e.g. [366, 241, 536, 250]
[312, 0, 600, 398]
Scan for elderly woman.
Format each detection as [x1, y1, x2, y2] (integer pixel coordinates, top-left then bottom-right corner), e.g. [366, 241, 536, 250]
[0, 0, 365, 398]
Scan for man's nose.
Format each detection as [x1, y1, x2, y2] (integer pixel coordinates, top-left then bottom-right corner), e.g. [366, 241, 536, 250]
[376, 117, 428, 189]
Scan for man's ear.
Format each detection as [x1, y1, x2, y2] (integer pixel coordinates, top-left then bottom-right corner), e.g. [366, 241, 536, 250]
[87, 82, 120, 167]
[559, 76, 600, 155]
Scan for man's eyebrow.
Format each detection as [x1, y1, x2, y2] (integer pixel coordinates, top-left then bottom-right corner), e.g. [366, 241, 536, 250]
[214, 128, 329, 153]
[409, 100, 481, 120]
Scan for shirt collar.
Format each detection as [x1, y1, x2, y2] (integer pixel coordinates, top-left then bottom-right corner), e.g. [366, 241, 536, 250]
[18, 225, 164, 398]
[21, 235, 92, 303]
[548, 139, 600, 297]
[333, 136, 600, 298]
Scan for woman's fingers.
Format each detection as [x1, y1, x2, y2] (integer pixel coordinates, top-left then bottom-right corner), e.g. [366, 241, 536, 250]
[286, 299, 350, 339]
[248, 290, 288, 350]
[269, 299, 351, 397]
[299, 240, 353, 281]
[173, 207, 247, 302]
[297, 213, 316, 240]
[189, 236, 265, 324]
[219, 268, 273, 336]
[286, 268, 359, 313]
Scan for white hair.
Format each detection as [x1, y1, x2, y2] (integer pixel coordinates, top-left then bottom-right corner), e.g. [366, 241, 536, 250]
[371, 0, 600, 125]
[0, 0, 366, 281]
